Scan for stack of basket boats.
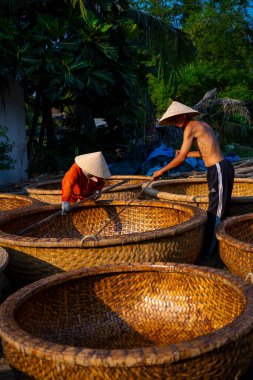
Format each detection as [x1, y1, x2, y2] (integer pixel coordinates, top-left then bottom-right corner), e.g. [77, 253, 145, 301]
[1, 174, 253, 379]
[233, 158, 253, 178]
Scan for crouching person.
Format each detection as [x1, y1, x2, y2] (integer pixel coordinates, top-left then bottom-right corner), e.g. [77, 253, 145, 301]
[61, 151, 111, 215]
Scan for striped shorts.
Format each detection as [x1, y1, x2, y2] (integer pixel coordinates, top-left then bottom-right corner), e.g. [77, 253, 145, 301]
[207, 159, 235, 222]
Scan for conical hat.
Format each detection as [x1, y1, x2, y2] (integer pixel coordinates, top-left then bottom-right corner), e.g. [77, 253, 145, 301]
[75, 152, 111, 179]
[159, 101, 199, 125]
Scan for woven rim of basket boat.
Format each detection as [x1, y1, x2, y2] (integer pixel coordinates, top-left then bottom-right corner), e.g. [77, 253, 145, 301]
[216, 213, 253, 252]
[0, 193, 41, 205]
[25, 175, 151, 195]
[0, 200, 206, 248]
[0, 193, 41, 208]
[0, 247, 8, 271]
[144, 178, 253, 204]
[0, 262, 252, 367]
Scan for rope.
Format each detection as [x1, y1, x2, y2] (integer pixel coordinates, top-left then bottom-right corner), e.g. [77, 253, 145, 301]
[81, 179, 153, 243]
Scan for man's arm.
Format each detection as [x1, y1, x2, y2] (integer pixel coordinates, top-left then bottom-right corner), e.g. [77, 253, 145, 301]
[175, 150, 201, 158]
[62, 164, 78, 202]
[152, 126, 194, 180]
[186, 151, 201, 158]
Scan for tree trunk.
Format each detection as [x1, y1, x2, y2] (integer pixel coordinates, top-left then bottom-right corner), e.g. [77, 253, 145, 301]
[41, 100, 57, 173]
[77, 105, 96, 136]
[27, 93, 41, 161]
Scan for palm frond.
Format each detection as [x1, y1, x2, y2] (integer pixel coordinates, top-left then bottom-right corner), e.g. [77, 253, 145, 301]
[127, 9, 195, 83]
[222, 120, 247, 140]
[215, 98, 251, 125]
[194, 89, 252, 126]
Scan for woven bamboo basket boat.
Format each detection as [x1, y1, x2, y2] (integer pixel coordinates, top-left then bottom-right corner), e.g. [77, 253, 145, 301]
[0, 200, 206, 285]
[25, 175, 151, 204]
[144, 177, 253, 216]
[216, 214, 253, 283]
[0, 247, 8, 300]
[1, 262, 253, 380]
[0, 193, 41, 216]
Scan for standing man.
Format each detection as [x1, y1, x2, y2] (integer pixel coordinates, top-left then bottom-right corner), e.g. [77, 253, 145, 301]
[152, 101, 235, 263]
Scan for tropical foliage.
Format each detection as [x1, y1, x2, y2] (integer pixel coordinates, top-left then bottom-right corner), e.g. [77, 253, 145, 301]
[146, 0, 253, 148]
[148, 1, 253, 105]
[0, 0, 195, 173]
[1, 0, 253, 175]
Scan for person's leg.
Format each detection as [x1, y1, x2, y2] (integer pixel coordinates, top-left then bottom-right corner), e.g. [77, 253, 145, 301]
[198, 212, 217, 262]
[199, 160, 234, 264]
[198, 164, 219, 262]
[210, 160, 234, 267]
[220, 159, 235, 220]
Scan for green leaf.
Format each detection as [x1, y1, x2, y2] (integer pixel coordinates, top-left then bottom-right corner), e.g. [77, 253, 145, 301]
[79, 0, 88, 22]
[69, 60, 90, 71]
[90, 69, 115, 84]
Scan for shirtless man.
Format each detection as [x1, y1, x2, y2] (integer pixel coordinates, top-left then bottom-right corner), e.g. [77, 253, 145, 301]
[152, 101, 235, 262]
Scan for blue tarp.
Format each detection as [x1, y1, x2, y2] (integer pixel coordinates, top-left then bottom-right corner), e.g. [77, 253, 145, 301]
[108, 160, 141, 175]
[107, 144, 241, 176]
[225, 155, 240, 162]
[143, 144, 241, 176]
[142, 144, 174, 167]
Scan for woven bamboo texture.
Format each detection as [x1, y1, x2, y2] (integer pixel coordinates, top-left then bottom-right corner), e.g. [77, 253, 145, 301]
[1, 262, 253, 380]
[216, 213, 253, 283]
[25, 175, 151, 204]
[0, 193, 41, 215]
[0, 247, 8, 300]
[0, 201, 206, 285]
[144, 177, 253, 216]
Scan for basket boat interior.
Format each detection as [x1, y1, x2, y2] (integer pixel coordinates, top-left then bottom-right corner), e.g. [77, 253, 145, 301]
[12, 267, 246, 349]
[0, 201, 197, 240]
[221, 217, 253, 244]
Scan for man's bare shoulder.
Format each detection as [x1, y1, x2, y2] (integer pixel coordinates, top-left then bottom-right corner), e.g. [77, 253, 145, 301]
[188, 120, 211, 128]
[187, 120, 213, 135]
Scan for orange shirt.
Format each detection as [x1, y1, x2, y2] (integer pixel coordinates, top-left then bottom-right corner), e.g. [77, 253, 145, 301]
[62, 163, 105, 203]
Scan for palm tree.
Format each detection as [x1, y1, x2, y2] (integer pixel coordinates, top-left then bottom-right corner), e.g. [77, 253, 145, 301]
[194, 88, 252, 144]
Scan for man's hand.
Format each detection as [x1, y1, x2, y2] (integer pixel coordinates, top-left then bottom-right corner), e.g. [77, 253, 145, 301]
[151, 169, 164, 181]
[61, 201, 71, 215]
